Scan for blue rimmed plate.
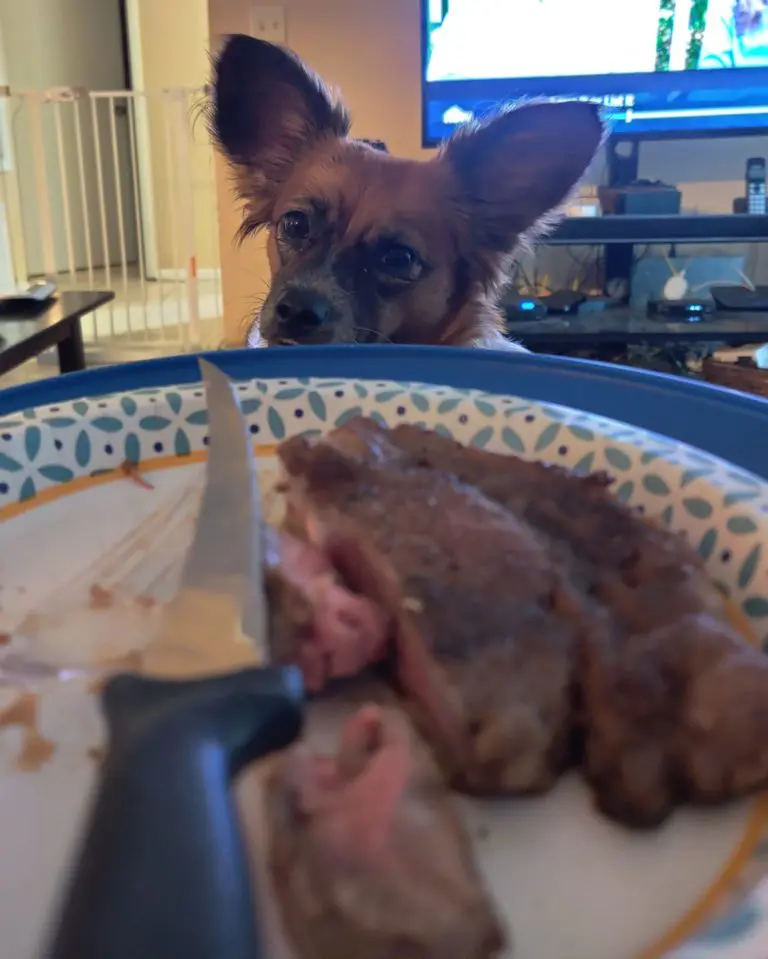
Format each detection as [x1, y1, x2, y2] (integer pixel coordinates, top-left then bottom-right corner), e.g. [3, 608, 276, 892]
[0, 372, 767, 959]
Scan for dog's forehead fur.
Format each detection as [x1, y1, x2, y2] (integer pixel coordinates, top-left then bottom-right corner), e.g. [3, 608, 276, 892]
[271, 141, 462, 256]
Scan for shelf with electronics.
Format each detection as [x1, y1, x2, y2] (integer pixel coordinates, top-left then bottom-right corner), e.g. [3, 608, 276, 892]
[504, 140, 768, 387]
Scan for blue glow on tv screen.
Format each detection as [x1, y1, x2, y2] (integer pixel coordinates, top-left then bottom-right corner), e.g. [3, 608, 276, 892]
[422, 0, 768, 144]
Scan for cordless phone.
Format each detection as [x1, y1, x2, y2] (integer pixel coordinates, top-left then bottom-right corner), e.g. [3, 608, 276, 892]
[746, 157, 767, 214]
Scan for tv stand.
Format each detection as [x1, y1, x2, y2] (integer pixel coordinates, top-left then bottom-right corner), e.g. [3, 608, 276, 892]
[603, 139, 642, 295]
[550, 213, 768, 245]
[546, 131, 768, 292]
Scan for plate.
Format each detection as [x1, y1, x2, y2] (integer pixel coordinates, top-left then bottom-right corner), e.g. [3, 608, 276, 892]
[0, 346, 766, 479]
[1, 374, 768, 959]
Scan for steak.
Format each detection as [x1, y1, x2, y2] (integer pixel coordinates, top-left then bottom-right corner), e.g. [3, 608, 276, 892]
[345, 419, 754, 825]
[373, 419, 727, 633]
[277, 429, 584, 795]
[581, 611, 768, 825]
[264, 526, 389, 692]
[272, 417, 768, 829]
[265, 705, 506, 959]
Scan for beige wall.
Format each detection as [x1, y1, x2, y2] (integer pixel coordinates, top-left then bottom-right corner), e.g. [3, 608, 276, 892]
[208, 0, 768, 343]
[132, 0, 219, 273]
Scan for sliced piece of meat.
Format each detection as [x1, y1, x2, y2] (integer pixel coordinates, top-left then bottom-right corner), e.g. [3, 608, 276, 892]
[582, 612, 768, 826]
[290, 417, 768, 829]
[265, 705, 506, 959]
[319, 419, 768, 825]
[366, 418, 728, 634]
[364, 420, 768, 823]
[277, 432, 584, 795]
[264, 526, 389, 692]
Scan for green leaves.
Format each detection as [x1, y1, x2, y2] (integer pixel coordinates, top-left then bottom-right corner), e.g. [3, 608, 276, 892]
[534, 422, 561, 452]
[469, 427, 493, 449]
[605, 447, 632, 472]
[698, 529, 718, 562]
[502, 427, 524, 453]
[307, 391, 327, 421]
[0, 452, 22, 472]
[738, 545, 762, 591]
[75, 431, 91, 468]
[568, 425, 595, 442]
[174, 429, 191, 457]
[24, 426, 41, 462]
[642, 474, 671, 496]
[267, 407, 286, 440]
[682, 497, 713, 520]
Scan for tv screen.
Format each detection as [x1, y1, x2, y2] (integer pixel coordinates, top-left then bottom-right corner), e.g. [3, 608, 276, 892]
[422, 0, 768, 144]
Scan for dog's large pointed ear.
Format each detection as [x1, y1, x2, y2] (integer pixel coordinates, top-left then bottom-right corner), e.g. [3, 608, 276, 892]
[210, 35, 350, 224]
[443, 101, 604, 271]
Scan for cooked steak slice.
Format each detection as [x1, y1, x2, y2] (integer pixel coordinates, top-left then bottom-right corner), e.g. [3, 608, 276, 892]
[278, 417, 768, 828]
[365, 418, 727, 634]
[264, 526, 389, 692]
[582, 612, 768, 826]
[329, 419, 767, 826]
[277, 431, 582, 795]
[266, 705, 506, 959]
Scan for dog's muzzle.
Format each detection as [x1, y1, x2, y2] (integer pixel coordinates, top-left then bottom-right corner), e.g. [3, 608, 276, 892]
[271, 287, 335, 344]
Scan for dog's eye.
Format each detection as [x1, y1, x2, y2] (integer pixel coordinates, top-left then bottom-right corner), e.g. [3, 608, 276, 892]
[378, 244, 422, 280]
[279, 210, 311, 242]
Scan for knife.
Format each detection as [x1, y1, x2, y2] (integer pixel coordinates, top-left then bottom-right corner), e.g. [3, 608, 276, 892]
[45, 359, 304, 959]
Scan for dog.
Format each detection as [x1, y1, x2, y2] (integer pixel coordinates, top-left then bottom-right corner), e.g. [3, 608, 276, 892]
[210, 35, 604, 350]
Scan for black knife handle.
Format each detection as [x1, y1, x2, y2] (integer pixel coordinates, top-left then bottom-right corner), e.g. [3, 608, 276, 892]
[46, 665, 304, 959]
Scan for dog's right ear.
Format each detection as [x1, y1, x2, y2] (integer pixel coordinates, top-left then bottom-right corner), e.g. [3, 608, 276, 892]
[211, 35, 350, 224]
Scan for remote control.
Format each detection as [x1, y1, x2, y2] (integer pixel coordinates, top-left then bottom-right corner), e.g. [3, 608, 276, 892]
[25, 282, 58, 301]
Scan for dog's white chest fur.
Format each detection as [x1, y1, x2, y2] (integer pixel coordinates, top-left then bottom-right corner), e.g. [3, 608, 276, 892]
[248, 326, 528, 353]
[470, 331, 529, 352]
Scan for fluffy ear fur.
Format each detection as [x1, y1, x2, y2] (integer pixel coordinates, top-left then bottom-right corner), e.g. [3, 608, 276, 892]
[443, 100, 604, 274]
[210, 35, 350, 225]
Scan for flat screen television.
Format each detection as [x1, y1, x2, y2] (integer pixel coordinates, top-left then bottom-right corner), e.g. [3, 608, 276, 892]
[422, 0, 768, 145]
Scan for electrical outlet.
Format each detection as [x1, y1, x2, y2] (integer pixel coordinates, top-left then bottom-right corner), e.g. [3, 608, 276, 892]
[251, 5, 286, 43]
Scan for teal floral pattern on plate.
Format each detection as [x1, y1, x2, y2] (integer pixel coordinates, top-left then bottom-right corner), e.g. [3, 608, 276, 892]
[1, 373, 768, 957]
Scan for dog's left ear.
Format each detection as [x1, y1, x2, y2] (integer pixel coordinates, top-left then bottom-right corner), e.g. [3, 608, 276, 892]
[443, 100, 604, 262]
[211, 35, 350, 223]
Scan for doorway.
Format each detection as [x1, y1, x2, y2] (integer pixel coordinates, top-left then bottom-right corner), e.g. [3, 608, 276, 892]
[0, 0, 138, 278]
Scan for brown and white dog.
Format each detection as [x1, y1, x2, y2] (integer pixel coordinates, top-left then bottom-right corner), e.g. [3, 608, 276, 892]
[210, 35, 604, 350]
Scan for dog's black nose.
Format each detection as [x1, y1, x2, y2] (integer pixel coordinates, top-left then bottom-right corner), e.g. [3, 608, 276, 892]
[274, 288, 332, 338]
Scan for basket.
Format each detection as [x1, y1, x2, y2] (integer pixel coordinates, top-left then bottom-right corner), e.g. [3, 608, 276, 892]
[702, 358, 768, 399]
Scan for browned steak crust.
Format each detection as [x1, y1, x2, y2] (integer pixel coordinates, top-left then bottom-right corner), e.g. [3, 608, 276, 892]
[278, 430, 583, 796]
[274, 417, 768, 829]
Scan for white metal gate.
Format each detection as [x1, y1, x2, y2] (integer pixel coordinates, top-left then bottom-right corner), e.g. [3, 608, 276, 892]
[0, 85, 224, 361]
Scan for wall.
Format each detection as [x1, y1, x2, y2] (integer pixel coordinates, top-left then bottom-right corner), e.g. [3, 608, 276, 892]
[131, 0, 220, 274]
[208, 0, 768, 343]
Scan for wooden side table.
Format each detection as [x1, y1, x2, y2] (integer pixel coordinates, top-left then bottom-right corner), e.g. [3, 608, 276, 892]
[0, 290, 114, 377]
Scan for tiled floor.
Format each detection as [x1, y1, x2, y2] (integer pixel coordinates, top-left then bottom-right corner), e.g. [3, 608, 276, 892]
[0, 265, 226, 390]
